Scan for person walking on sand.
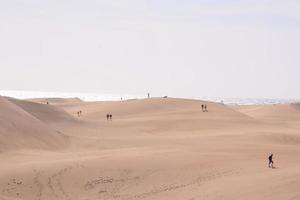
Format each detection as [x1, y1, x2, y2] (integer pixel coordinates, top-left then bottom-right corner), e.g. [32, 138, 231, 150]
[109, 114, 112, 120]
[268, 153, 274, 168]
[201, 104, 204, 112]
[204, 104, 208, 112]
[106, 114, 109, 121]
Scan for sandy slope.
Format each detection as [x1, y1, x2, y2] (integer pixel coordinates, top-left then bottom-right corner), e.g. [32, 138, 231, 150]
[0, 97, 300, 200]
[233, 103, 300, 129]
[0, 97, 68, 151]
[28, 97, 83, 105]
[8, 97, 78, 125]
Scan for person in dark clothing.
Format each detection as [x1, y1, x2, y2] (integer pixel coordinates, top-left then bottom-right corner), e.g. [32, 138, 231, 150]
[106, 114, 109, 120]
[268, 154, 274, 168]
[204, 104, 208, 112]
[201, 104, 204, 112]
[109, 114, 112, 120]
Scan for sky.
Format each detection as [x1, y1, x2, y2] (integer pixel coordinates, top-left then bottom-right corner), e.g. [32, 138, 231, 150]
[0, 0, 300, 99]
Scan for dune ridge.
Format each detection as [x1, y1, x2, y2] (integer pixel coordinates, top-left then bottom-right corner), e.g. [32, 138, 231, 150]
[0, 97, 300, 200]
[0, 96, 68, 151]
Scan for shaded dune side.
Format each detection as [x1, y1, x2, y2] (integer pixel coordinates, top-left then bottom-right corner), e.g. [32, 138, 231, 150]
[0, 97, 67, 151]
[291, 102, 300, 111]
[233, 104, 300, 122]
[7, 97, 79, 125]
[27, 97, 83, 106]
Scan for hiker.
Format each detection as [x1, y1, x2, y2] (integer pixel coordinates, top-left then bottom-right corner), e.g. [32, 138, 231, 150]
[106, 114, 109, 120]
[204, 104, 208, 112]
[109, 114, 112, 120]
[77, 111, 80, 117]
[148, 93, 150, 98]
[201, 104, 204, 112]
[268, 154, 274, 168]
[80, 110, 82, 116]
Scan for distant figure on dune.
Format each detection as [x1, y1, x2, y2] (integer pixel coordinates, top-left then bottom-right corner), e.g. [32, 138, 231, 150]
[46, 101, 49, 105]
[109, 114, 112, 120]
[201, 104, 204, 112]
[268, 154, 274, 168]
[106, 114, 109, 120]
[77, 111, 83, 117]
[205, 104, 208, 112]
[148, 93, 150, 98]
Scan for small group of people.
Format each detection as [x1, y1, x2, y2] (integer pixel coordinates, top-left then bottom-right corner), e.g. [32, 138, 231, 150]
[201, 104, 208, 112]
[106, 113, 113, 120]
[77, 110, 82, 117]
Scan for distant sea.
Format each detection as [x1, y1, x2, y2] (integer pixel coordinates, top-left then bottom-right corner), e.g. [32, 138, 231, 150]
[0, 90, 298, 105]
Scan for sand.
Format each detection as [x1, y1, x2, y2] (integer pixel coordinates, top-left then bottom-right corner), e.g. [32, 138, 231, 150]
[0, 97, 300, 200]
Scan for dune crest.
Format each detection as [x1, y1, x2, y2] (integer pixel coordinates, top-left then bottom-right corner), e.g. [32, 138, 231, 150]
[0, 97, 67, 151]
[0, 97, 300, 200]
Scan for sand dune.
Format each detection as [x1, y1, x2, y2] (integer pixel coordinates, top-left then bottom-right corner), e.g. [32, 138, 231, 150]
[62, 98, 256, 125]
[233, 103, 300, 128]
[0, 97, 300, 200]
[0, 97, 67, 151]
[28, 97, 83, 105]
[291, 102, 300, 111]
[8, 97, 78, 125]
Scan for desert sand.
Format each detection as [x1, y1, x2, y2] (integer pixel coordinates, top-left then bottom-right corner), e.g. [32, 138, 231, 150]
[0, 96, 300, 200]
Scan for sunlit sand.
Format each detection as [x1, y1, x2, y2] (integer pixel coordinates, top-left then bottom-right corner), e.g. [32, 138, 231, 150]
[1, 96, 300, 200]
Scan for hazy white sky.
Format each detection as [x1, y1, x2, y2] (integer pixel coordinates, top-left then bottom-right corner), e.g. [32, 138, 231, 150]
[1, 0, 300, 98]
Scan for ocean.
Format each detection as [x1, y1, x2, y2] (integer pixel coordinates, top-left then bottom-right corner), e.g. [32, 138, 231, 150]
[0, 90, 298, 105]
